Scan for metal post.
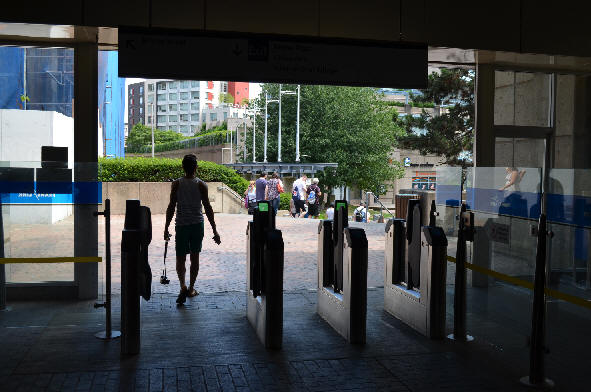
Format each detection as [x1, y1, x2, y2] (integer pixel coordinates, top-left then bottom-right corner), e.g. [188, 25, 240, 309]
[264, 96, 268, 163]
[94, 199, 121, 340]
[278, 84, 282, 162]
[521, 214, 554, 388]
[252, 108, 256, 162]
[448, 203, 473, 342]
[151, 102, 155, 158]
[295, 85, 301, 162]
[243, 112, 247, 162]
[230, 129, 233, 163]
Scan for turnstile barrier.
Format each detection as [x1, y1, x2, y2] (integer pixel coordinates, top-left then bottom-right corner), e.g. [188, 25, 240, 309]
[384, 201, 448, 339]
[317, 200, 368, 344]
[246, 201, 284, 349]
[121, 199, 152, 355]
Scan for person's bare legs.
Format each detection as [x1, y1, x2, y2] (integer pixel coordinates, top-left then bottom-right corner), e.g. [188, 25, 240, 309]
[188, 252, 200, 296]
[176, 255, 187, 291]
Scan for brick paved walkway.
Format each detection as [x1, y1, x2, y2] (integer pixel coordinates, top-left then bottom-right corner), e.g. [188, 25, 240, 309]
[1, 289, 527, 392]
[6, 214, 393, 294]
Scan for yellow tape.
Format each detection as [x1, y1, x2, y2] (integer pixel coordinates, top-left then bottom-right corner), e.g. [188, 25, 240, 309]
[0, 257, 102, 264]
[447, 256, 591, 310]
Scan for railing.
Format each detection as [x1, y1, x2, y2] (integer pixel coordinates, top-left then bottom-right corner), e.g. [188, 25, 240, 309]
[366, 191, 393, 222]
[217, 185, 244, 205]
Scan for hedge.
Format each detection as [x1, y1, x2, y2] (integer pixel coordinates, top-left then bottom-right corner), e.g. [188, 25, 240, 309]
[279, 192, 291, 210]
[98, 157, 249, 195]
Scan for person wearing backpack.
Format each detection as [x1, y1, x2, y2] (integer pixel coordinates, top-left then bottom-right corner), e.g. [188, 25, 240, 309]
[354, 201, 370, 222]
[304, 178, 322, 219]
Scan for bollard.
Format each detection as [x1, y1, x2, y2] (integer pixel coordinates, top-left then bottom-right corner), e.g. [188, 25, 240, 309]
[521, 214, 554, 388]
[333, 200, 348, 293]
[94, 199, 121, 340]
[448, 203, 474, 342]
[121, 200, 141, 355]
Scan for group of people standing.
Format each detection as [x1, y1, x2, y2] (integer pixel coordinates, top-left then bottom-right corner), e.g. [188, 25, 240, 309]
[244, 173, 323, 218]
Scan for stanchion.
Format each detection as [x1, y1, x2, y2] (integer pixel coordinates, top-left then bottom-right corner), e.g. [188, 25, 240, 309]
[94, 199, 121, 340]
[448, 203, 474, 342]
[520, 214, 554, 389]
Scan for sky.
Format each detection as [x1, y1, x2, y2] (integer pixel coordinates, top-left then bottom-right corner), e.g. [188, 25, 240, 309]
[123, 78, 262, 121]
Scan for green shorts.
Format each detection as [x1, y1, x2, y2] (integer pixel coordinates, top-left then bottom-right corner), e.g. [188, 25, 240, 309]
[175, 222, 204, 257]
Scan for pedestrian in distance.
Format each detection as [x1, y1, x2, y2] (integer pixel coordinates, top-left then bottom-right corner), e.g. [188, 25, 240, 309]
[304, 178, 322, 219]
[164, 154, 221, 305]
[256, 172, 268, 202]
[244, 180, 256, 215]
[265, 171, 283, 215]
[326, 203, 335, 220]
[354, 201, 370, 222]
[292, 174, 308, 218]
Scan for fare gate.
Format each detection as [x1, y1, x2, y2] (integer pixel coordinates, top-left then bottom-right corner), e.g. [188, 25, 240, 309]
[384, 200, 448, 339]
[246, 200, 284, 349]
[317, 200, 368, 344]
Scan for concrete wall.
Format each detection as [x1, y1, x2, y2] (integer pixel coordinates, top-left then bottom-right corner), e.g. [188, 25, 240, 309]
[101, 181, 245, 215]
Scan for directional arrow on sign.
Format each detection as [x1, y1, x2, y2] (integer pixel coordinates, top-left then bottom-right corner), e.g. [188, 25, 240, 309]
[126, 40, 136, 50]
[232, 43, 242, 56]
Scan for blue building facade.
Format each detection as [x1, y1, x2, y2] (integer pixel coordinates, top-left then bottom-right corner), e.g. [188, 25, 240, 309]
[0, 47, 125, 157]
[98, 50, 125, 158]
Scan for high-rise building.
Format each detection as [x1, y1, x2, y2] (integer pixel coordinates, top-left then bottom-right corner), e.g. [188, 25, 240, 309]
[127, 81, 144, 128]
[227, 82, 249, 106]
[129, 80, 251, 137]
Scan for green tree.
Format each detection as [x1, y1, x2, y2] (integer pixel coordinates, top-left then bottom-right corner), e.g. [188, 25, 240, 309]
[126, 123, 187, 151]
[396, 68, 474, 164]
[219, 93, 234, 104]
[247, 84, 405, 192]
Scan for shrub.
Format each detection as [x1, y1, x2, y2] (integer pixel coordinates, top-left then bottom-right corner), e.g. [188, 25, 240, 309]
[279, 192, 291, 210]
[126, 130, 233, 154]
[98, 157, 249, 195]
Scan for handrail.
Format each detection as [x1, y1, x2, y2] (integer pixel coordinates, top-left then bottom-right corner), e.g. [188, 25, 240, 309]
[366, 192, 393, 216]
[217, 185, 244, 204]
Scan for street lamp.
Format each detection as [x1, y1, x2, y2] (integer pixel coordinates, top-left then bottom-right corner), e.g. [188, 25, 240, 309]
[249, 105, 260, 162]
[264, 93, 279, 163]
[151, 101, 155, 158]
[278, 84, 297, 162]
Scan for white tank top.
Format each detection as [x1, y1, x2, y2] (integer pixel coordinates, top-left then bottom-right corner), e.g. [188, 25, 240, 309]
[175, 177, 204, 226]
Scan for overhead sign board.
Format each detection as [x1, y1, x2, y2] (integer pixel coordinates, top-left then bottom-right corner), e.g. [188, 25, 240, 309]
[119, 28, 427, 89]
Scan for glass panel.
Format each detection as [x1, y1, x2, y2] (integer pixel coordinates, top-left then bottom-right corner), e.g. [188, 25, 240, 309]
[191, 114, 199, 121]
[191, 91, 199, 99]
[435, 166, 462, 242]
[157, 93, 167, 101]
[168, 104, 177, 111]
[168, 81, 178, 89]
[191, 103, 199, 111]
[179, 103, 189, 111]
[180, 92, 189, 100]
[1, 161, 101, 283]
[191, 81, 199, 88]
[168, 115, 177, 122]
[168, 93, 177, 100]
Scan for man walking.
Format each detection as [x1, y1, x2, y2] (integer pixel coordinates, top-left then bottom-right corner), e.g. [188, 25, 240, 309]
[255, 171, 268, 202]
[292, 174, 308, 217]
[164, 154, 221, 305]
